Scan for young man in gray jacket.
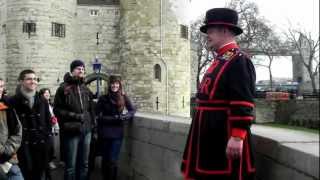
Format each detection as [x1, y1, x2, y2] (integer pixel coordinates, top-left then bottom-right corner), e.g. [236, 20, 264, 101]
[0, 78, 24, 180]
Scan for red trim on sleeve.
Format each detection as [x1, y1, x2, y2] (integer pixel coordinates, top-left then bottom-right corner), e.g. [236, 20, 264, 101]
[230, 101, 255, 107]
[229, 116, 254, 121]
[231, 128, 247, 139]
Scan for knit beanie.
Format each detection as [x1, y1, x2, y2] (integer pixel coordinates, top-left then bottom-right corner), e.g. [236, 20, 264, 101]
[70, 59, 85, 72]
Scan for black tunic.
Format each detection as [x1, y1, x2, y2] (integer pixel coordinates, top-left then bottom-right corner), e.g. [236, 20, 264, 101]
[181, 43, 256, 180]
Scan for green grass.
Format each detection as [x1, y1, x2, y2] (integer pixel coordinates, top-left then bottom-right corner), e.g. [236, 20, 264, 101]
[258, 123, 319, 134]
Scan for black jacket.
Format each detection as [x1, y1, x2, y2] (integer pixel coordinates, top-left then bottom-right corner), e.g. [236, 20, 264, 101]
[53, 73, 95, 134]
[96, 94, 136, 138]
[9, 90, 51, 145]
[9, 87, 51, 180]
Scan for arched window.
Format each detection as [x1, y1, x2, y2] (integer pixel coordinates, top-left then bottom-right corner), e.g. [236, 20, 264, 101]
[154, 64, 161, 82]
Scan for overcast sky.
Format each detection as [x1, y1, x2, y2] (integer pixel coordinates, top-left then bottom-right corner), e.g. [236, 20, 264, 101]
[189, 0, 319, 81]
[189, 0, 319, 33]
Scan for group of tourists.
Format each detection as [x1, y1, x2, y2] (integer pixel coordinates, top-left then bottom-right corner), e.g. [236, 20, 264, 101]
[0, 60, 136, 180]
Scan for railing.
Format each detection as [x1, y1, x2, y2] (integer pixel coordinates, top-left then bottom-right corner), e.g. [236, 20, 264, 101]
[302, 92, 320, 99]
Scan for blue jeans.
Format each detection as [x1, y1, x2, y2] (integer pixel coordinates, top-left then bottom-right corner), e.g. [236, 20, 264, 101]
[101, 138, 122, 179]
[7, 165, 24, 180]
[63, 132, 91, 180]
[101, 138, 123, 163]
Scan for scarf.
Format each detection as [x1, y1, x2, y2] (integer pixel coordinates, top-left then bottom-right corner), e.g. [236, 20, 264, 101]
[20, 86, 36, 109]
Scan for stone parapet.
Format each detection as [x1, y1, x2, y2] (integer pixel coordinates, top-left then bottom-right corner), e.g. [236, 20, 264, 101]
[252, 125, 319, 180]
[255, 99, 277, 123]
[118, 112, 319, 180]
[275, 99, 319, 129]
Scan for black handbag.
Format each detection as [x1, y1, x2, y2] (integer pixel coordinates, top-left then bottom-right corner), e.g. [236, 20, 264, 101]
[63, 122, 83, 134]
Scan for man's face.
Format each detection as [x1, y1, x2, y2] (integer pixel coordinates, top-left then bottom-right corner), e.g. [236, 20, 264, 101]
[21, 73, 38, 92]
[0, 80, 5, 96]
[71, 66, 85, 78]
[206, 27, 224, 50]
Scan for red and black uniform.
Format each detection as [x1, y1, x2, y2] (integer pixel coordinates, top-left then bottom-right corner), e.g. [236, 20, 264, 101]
[181, 43, 256, 180]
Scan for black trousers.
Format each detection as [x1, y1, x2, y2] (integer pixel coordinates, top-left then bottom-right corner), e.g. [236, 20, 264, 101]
[18, 142, 49, 180]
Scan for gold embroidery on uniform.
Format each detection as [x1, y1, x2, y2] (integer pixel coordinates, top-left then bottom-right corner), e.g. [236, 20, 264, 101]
[222, 50, 235, 60]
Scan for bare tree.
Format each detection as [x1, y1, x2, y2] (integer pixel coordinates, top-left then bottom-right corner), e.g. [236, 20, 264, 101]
[190, 18, 212, 88]
[227, 0, 269, 50]
[254, 22, 284, 90]
[286, 29, 320, 93]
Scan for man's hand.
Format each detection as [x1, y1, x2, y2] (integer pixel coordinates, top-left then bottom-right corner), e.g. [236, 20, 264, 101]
[226, 137, 243, 159]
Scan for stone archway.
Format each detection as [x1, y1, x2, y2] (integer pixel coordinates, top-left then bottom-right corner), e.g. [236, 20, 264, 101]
[85, 73, 109, 84]
[85, 73, 109, 97]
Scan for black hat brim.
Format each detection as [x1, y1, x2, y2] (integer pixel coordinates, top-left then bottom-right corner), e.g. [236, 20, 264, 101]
[200, 24, 243, 35]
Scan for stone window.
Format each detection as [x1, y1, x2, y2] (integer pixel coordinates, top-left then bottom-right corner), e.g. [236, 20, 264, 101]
[51, 22, 65, 38]
[23, 22, 36, 33]
[180, 24, 188, 39]
[90, 9, 99, 16]
[154, 64, 161, 82]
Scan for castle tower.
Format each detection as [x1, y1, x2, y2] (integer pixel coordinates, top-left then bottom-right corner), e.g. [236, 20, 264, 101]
[75, 0, 120, 79]
[119, 0, 191, 117]
[3, 0, 77, 93]
[292, 34, 319, 92]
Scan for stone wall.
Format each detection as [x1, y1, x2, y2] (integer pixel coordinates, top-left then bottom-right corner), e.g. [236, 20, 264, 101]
[255, 99, 277, 123]
[1, 0, 191, 116]
[275, 99, 319, 128]
[119, 0, 163, 113]
[252, 126, 319, 180]
[75, 5, 120, 75]
[254, 99, 319, 128]
[162, 0, 191, 117]
[0, 0, 7, 80]
[119, 0, 191, 117]
[4, 0, 77, 94]
[118, 112, 319, 180]
[118, 113, 189, 180]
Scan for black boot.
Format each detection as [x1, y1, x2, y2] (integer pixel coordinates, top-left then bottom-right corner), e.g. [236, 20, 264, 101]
[110, 164, 118, 180]
[102, 162, 110, 180]
[102, 161, 117, 180]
